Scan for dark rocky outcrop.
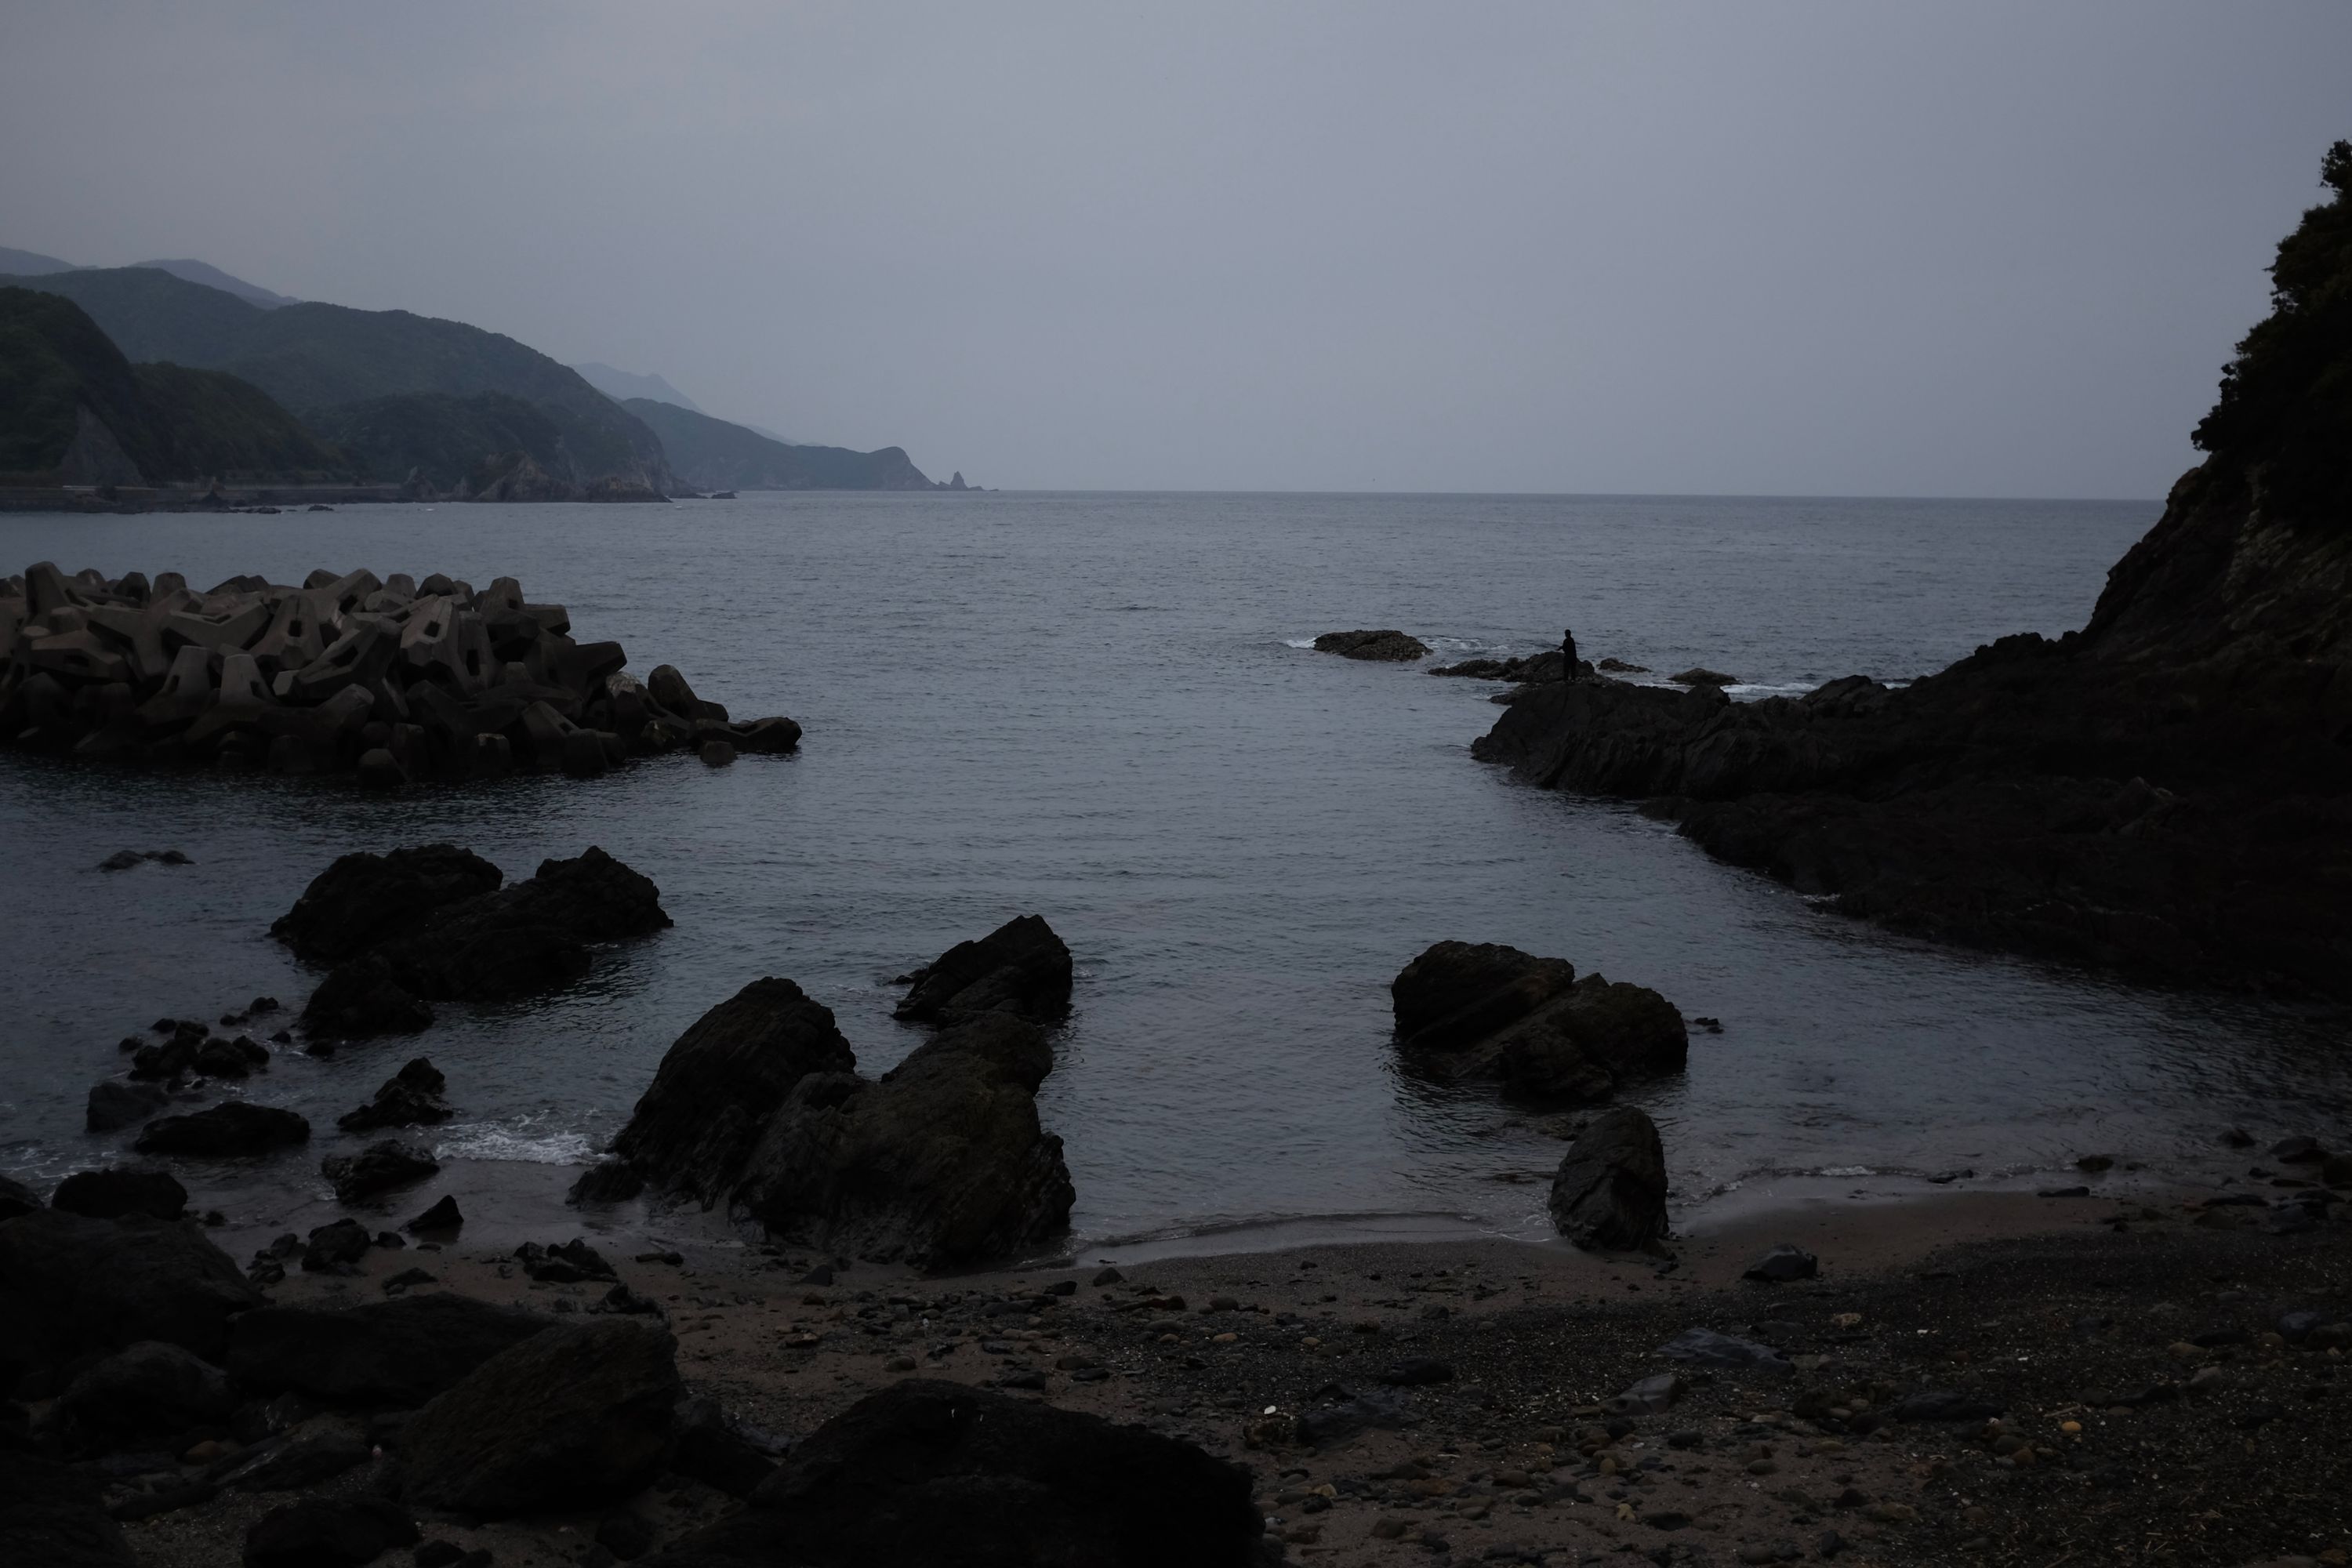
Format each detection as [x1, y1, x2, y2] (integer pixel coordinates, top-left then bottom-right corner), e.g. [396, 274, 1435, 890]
[729, 1013, 1075, 1269]
[892, 914, 1074, 1025]
[0, 564, 800, 785]
[285, 845, 670, 1037]
[337, 1057, 452, 1132]
[608, 978, 857, 1204]
[642, 1380, 1262, 1568]
[49, 1164, 187, 1221]
[0, 1209, 262, 1368]
[225, 1294, 551, 1407]
[608, 965, 1074, 1269]
[243, 1497, 419, 1568]
[321, 1140, 440, 1204]
[0, 1175, 38, 1220]
[1470, 148, 2352, 998]
[1312, 629, 1431, 662]
[271, 844, 502, 962]
[46, 1340, 234, 1455]
[133, 1101, 310, 1158]
[0, 1450, 138, 1567]
[400, 1320, 681, 1516]
[1429, 650, 1574, 683]
[1391, 941, 1687, 1102]
[1548, 1105, 1670, 1251]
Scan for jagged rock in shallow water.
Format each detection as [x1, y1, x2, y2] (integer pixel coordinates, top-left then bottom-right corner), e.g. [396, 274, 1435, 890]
[272, 844, 503, 963]
[289, 845, 670, 1037]
[1312, 628, 1430, 661]
[893, 913, 1074, 1025]
[1548, 1105, 1670, 1251]
[648, 1379, 1262, 1568]
[608, 977, 858, 1204]
[321, 1140, 440, 1204]
[337, 1057, 452, 1132]
[1391, 940, 1686, 1103]
[133, 1101, 310, 1158]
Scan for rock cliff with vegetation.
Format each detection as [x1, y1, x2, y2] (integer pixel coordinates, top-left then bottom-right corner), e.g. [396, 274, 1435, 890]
[622, 397, 940, 491]
[1474, 140, 2352, 998]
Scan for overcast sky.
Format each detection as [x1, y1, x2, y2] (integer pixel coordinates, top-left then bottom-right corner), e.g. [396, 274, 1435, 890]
[5, 3, 2347, 495]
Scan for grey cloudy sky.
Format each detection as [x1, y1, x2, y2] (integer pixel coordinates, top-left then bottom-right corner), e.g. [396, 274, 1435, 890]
[5, 2, 2347, 496]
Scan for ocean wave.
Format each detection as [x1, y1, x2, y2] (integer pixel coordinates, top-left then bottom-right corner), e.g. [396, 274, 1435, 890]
[432, 1120, 597, 1165]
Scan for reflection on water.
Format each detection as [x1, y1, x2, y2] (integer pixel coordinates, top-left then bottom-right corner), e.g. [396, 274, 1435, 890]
[2, 492, 2344, 1247]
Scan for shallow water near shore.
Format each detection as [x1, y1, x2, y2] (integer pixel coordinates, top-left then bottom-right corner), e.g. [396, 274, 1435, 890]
[4, 491, 2347, 1254]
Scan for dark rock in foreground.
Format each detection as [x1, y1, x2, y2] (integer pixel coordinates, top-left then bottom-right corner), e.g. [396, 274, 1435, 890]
[226, 1293, 551, 1407]
[893, 913, 1074, 1025]
[47, 1339, 234, 1456]
[1391, 940, 1687, 1102]
[0, 1209, 261, 1367]
[49, 1164, 187, 1221]
[321, 1139, 441, 1203]
[401, 1320, 681, 1515]
[608, 961, 1075, 1269]
[642, 1380, 1262, 1568]
[1549, 1105, 1670, 1251]
[133, 1100, 310, 1158]
[1312, 628, 1430, 661]
[0, 1174, 38, 1220]
[0, 1449, 138, 1567]
[286, 844, 670, 1037]
[243, 1497, 419, 1568]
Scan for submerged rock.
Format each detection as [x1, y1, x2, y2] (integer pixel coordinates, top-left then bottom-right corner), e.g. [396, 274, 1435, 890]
[650, 1379, 1263, 1567]
[1312, 628, 1430, 662]
[1391, 940, 1687, 1103]
[1548, 1105, 1670, 1251]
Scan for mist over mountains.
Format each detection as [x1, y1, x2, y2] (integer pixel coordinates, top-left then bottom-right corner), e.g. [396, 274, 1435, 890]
[0, 249, 959, 495]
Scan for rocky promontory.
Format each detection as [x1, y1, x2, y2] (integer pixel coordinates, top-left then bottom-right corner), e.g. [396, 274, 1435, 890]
[1474, 145, 2352, 998]
[1392, 941, 1687, 1103]
[0, 563, 800, 784]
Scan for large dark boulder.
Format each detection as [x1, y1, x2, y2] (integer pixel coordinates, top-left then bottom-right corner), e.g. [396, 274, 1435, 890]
[400, 1320, 681, 1515]
[84, 1080, 171, 1133]
[1391, 942, 1687, 1102]
[0, 1450, 137, 1567]
[226, 1294, 552, 1406]
[641, 1380, 1262, 1568]
[134, 1101, 311, 1158]
[893, 915, 1074, 1026]
[299, 847, 670, 1037]
[1548, 1106, 1670, 1251]
[0, 1176, 38, 1221]
[49, 1165, 187, 1221]
[48, 1340, 234, 1455]
[732, 1014, 1073, 1269]
[1312, 629, 1430, 662]
[271, 844, 505, 963]
[0, 1210, 262, 1367]
[608, 978, 856, 1203]
[243, 1497, 419, 1568]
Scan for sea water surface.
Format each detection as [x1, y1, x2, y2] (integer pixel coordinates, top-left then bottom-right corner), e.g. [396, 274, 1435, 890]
[3, 492, 2346, 1250]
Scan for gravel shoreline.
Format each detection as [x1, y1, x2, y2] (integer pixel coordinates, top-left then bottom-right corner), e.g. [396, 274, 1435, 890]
[118, 1186, 2352, 1566]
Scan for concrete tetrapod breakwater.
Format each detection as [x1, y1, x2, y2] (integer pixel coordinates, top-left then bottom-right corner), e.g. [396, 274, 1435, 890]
[0, 562, 799, 784]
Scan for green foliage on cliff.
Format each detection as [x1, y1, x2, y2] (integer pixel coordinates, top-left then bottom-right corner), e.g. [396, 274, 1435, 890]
[0, 265, 670, 488]
[2193, 140, 2352, 521]
[306, 390, 582, 488]
[622, 397, 934, 491]
[0, 286, 343, 481]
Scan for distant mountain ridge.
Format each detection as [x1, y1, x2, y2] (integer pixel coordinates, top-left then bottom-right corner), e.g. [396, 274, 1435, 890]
[622, 398, 938, 491]
[0, 285, 344, 484]
[0, 245, 297, 308]
[1, 266, 673, 492]
[571, 361, 702, 413]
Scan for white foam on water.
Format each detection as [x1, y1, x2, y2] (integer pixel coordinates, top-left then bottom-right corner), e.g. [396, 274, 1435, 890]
[432, 1120, 597, 1165]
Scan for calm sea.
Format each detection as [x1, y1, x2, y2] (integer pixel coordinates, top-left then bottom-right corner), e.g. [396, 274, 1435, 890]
[4, 492, 2344, 1251]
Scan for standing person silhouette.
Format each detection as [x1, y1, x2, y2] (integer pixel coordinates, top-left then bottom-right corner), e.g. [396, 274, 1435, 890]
[1560, 626, 1579, 678]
